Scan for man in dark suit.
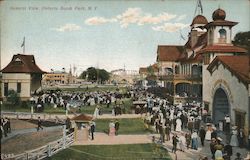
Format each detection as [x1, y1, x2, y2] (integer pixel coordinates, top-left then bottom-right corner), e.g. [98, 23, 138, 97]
[90, 121, 95, 140]
[172, 134, 178, 153]
[37, 117, 43, 131]
[199, 126, 206, 146]
[115, 119, 120, 136]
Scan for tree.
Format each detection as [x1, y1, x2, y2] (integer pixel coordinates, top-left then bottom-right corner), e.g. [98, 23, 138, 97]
[79, 67, 110, 83]
[233, 31, 250, 53]
[7, 89, 20, 106]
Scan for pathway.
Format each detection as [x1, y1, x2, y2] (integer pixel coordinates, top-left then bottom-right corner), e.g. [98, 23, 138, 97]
[1, 125, 63, 143]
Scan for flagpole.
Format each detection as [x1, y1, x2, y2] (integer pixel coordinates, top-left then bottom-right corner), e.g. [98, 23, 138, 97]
[23, 37, 25, 54]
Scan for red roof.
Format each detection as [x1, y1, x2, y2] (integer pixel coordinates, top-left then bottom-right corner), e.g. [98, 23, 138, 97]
[157, 45, 184, 62]
[207, 55, 250, 84]
[206, 20, 238, 28]
[197, 45, 247, 54]
[181, 53, 203, 64]
[191, 15, 208, 26]
[1, 54, 46, 74]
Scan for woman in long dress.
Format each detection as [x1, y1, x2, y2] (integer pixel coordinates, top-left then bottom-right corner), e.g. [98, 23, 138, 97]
[175, 118, 182, 132]
[93, 107, 99, 119]
[109, 121, 115, 136]
[205, 124, 212, 140]
[230, 127, 239, 147]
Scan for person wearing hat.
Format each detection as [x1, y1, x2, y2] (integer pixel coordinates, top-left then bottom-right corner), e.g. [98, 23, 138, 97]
[172, 134, 178, 153]
[191, 130, 198, 150]
[224, 114, 231, 133]
[223, 141, 232, 160]
[230, 126, 239, 147]
[238, 128, 245, 148]
[199, 126, 206, 146]
[210, 138, 217, 159]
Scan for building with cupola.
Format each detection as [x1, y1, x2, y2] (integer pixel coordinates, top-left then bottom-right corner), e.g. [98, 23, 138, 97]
[140, 6, 250, 137]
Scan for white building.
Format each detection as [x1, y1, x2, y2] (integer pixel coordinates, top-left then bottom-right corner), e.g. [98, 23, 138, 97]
[198, 9, 249, 132]
[1, 54, 45, 100]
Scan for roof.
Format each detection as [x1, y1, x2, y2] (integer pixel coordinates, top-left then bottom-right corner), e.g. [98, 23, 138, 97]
[207, 55, 250, 84]
[212, 8, 226, 21]
[191, 15, 208, 26]
[1, 54, 46, 74]
[206, 20, 238, 28]
[157, 45, 184, 62]
[181, 53, 203, 64]
[197, 45, 247, 54]
[139, 67, 147, 74]
[70, 114, 93, 122]
[193, 32, 207, 49]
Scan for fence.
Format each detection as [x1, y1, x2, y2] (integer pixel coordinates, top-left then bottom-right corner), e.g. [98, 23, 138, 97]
[1, 111, 66, 123]
[3, 132, 74, 160]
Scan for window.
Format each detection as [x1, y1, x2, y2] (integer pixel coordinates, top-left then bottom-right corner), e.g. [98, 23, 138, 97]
[17, 82, 21, 93]
[4, 83, 8, 96]
[218, 29, 226, 43]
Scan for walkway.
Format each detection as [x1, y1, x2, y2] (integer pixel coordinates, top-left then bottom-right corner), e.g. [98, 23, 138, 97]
[1, 125, 63, 143]
[74, 132, 152, 145]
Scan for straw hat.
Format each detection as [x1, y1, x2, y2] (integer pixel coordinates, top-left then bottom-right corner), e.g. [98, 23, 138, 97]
[217, 137, 223, 142]
[232, 126, 237, 130]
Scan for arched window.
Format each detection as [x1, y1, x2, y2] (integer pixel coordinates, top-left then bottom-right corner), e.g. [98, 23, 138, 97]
[219, 29, 226, 43]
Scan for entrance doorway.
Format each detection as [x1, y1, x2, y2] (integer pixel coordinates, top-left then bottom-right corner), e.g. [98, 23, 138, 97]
[213, 88, 230, 124]
[235, 111, 245, 130]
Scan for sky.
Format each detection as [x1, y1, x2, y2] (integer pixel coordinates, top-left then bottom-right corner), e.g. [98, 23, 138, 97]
[1, 0, 249, 75]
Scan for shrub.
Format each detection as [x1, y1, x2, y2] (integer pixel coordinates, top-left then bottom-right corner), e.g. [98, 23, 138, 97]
[7, 89, 20, 106]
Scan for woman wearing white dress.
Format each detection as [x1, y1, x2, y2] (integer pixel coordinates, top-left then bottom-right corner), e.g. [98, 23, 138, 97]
[205, 124, 212, 140]
[175, 118, 182, 132]
[230, 126, 239, 147]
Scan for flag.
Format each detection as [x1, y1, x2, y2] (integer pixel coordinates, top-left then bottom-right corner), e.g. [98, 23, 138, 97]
[21, 37, 25, 47]
[198, 0, 203, 14]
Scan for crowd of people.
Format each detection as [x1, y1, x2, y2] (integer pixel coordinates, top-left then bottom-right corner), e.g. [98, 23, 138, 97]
[132, 88, 249, 160]
[30, 89, 132, 114]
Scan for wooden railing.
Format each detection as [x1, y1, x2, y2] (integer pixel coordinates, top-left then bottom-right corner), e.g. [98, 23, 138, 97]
[3, 132, 74, 160]
[1, 111, 65, 123]
[158, 74, 202, 81]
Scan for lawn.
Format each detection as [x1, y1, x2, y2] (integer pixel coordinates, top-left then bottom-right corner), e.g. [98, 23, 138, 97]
[49, 144, 171, 160]
[1, 98, 133, 115]
[1, 130, 62, 155]
[95, 118, 153, 134]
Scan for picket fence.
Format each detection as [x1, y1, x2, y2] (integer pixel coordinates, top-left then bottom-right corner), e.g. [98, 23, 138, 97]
[3, 132, 74, 160]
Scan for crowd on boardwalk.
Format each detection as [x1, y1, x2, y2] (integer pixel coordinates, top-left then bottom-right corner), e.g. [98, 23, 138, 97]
[132, 89, 250, 160]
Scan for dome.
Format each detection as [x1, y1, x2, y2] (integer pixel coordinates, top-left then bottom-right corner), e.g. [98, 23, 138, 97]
[212, 8, 226, 20]
[191, 15, 208, 26]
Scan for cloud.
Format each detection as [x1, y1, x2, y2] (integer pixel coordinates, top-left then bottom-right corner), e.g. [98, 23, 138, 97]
[152, 23, 189, 32]
[138, 12, 176, 25]
[52, 24, 81, 32]
[84, 7, 185, 32]
[176, 15, 186, 21]
[116, 8, 142, 28]
[85, 17, 117, 25]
